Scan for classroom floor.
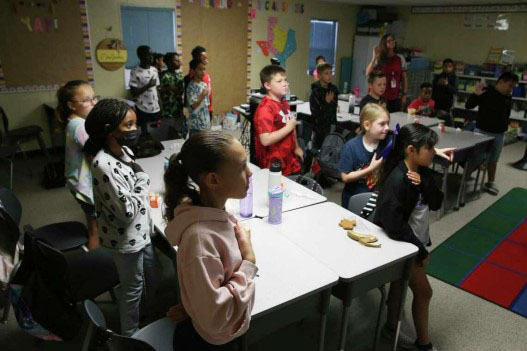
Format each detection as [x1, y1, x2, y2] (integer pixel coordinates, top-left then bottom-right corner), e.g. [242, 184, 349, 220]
[1, 139, 526, 351]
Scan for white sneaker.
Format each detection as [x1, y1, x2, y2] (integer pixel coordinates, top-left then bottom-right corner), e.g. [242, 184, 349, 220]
[381, 325, 415, 350]
[483, 182, 499, 195]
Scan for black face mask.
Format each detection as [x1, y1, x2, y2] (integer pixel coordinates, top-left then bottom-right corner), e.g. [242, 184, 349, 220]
[116, 130, 139, 147]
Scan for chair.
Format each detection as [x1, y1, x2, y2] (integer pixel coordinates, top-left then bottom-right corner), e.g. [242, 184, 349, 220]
[27, 226, 120, 305]
[82, 300, 176, 351]
[454, 140, 493, 208]
[0, 188, 115, 324]
[287, 174, 324, 195]
[0, 188, 88, 251]
[0, 106, 49, 161]
[0, 113, 16, 189]
[347, 192, 385, 351]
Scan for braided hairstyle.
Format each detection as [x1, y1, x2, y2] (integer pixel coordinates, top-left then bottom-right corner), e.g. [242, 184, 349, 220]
[56, 80, 90, 127]
[163, 131, 236, 221]
[84, 99, 132, 157]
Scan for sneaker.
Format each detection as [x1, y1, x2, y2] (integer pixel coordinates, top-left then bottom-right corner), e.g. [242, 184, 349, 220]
[414, 341, 439, 351]
[381, 325, 415, 350]
[483, 182, 499, 195]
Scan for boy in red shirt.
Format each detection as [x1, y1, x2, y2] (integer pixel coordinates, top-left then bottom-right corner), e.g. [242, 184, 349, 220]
[408, 82, 435, 116]
[254, 65, 303, 176]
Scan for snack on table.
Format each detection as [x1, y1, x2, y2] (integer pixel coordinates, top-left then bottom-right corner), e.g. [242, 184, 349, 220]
[347, 230, 382, 248]
[339, 219, 357, 230]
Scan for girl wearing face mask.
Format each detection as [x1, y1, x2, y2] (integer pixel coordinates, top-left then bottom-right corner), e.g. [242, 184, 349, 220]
[57, 80, 100, 250]
[84, 99, 157, 336]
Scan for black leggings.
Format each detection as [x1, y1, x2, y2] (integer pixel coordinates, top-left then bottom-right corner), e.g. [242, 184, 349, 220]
[173, 318, 240, 351]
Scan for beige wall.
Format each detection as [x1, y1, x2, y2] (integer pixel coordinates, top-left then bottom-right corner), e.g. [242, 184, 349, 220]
[1, 0, 358, 151]
[250, 0, 358, 101]
[397, 7, 527, 64]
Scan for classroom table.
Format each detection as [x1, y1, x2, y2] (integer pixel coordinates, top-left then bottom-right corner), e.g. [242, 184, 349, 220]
[239, 218, 339, 351]
[433, 126, 495, 217]
[260, 202, 418, 351]
[298, 102, 440, 131]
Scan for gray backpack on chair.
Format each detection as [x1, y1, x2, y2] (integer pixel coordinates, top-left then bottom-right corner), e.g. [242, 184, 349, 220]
[318, 128, 350, 179]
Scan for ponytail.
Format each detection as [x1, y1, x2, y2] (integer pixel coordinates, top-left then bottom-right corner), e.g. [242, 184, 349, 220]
[163, 153, 200, 221]
[163, 131, 236, 221]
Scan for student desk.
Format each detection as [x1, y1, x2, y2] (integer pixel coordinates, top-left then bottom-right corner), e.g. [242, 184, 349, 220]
[239, 218, 338, 351]
[261, 202, 418, 351]
[433, 127, 495, 217]
[298, 103, 440, 131]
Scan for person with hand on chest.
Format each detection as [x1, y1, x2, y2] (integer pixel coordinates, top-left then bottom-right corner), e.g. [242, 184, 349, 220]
[84, 99, 158, 337]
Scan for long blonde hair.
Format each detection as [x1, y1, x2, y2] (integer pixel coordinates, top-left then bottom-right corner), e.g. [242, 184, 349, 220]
[359, 103, 389, 134]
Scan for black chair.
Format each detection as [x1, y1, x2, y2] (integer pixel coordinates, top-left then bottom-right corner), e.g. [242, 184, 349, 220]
[83, 300, 176, 351]
[27, 225, 119, 305]
[0, 188, 113, 324]
[0, 105, 49, 161]
[0, 188, 88, 252]
[0, 111, 16, 189]
[287, 174, 324, 195]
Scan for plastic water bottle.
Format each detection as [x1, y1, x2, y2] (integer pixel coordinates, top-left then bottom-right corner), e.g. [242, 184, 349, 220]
[268, 159, 282, 192]
[343, 81, 348, 94]
[349, 94, 355, 113]
[239, 176, 253, 218]
[285, 88, 291, 101]
[268, 186, 284, 224]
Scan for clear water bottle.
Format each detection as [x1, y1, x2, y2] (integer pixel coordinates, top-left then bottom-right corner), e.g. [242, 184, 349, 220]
[349, 94, 355, 113]
[239, 176, 253, 218]
[268, 159, 282, 192]
[285, 88, 291, 101]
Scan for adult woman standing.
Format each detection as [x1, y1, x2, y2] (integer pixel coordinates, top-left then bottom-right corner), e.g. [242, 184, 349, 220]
[365, 34, 408, 113]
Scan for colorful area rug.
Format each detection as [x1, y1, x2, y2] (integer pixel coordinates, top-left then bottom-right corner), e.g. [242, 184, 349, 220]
[427, 187, 527, 317]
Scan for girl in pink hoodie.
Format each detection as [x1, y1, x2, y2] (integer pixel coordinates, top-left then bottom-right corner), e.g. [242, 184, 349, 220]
[164, 131, 258, 350]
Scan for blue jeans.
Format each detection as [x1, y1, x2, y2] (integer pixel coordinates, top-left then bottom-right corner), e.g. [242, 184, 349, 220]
[110, 244, 157, 336]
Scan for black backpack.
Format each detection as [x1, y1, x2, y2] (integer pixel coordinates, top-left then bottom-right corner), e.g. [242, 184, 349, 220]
[42, 160, 65, 189]
[318, 129, 350, 179]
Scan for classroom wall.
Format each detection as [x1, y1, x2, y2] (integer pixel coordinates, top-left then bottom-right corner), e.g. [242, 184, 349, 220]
[396, 7, 527, 65]
[249, 0, 358, 101]
[0, 0, 358, 152]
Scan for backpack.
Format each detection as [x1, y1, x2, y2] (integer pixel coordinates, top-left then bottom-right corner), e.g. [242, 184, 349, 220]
[42, 160, 65, 189]
[318, 129, 350, 179]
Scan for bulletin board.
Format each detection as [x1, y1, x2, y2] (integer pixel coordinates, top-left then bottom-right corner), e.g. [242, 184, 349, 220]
[0, 0, 93, 93]
[181, 0, 248, 114]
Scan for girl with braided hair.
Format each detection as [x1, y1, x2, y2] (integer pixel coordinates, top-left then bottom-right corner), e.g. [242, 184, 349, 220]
[84, 99, 157, 336]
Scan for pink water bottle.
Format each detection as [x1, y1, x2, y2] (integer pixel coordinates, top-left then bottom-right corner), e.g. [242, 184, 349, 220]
[353, 87, 360, 98]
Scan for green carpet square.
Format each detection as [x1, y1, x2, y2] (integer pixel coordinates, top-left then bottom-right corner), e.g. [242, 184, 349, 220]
[428, 245, 480, 285]
[442, 225, 502, 258]
[469, 212, 520, 239]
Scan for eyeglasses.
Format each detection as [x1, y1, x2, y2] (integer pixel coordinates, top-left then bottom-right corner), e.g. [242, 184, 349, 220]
[72, 95, 100, 105]
[386, 39, 396, 43]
